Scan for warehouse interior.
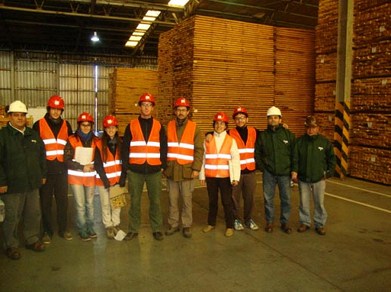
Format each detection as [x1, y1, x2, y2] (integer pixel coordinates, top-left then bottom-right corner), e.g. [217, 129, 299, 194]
[0, 0, 390, 290]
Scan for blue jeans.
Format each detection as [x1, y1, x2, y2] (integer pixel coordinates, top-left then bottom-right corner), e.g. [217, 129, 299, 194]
[2, 189, 41, 248]
[298, 180, 327, 228]
[263, 169, 291, 225]
[71, 184, 95, 233]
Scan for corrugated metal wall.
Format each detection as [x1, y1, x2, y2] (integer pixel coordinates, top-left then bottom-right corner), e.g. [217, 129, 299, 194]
[0, 51, 157, 131]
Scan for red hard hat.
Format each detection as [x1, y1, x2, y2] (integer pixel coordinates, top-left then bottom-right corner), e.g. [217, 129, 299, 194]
[47, 95, 65, 110]
[232, 106, 248, 118]
[213, 112, 229, 123]
[103, 115, 118, 128]
[138, 93, 155, 106]
[174, 97, 190, 108]
[77, 112, 94, 124]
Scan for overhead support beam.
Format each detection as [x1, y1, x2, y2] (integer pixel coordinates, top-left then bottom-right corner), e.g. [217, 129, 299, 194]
[0, 5, 177, 26]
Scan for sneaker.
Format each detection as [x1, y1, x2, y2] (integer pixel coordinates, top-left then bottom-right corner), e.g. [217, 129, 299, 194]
[59, 231, 73, 241]
[182, 227, 192, 238]
[202, 225, 215, 233]
[42, 232, 51, 244]
[225, 228, 234, 237]
[124, 232, 138, 241]
[165, 226, 180, 236]
[234, 219, 244, 231]
[315, 227, 326, 235]
[106, 227, 115, 239]
[80, 232, 91, 242]
[87, 228, 97, 239]
[297, 224, 310, 233]
[281, 223, 292, 234]
[264, 223, 273, 233]
[26, 241, 45, 252]
[152, 232, 164, 241]
[6, 247, 21, 260]
[245, 219, 259, 231]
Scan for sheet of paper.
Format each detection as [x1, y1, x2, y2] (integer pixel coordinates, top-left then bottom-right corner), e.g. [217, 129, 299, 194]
[74, 147, 94, 165]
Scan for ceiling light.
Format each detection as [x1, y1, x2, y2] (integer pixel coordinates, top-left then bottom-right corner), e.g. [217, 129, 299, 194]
[125, 41, 138, 47]
[137, 23, 151, 31]
[145, 10, 161, 18]
[91, 31, 100, 42]
[168, 0, 190, 7]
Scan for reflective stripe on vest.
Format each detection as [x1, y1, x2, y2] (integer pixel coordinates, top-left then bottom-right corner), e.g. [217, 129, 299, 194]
[128, 119, 161, 165]
[167, 120, 196, 164]
[39, 118, 69, 162]
[204, 134, 233, 178]
[67, 135, 97, 186]
[95, 139, 122, 186]
[229, 127, 256, 171]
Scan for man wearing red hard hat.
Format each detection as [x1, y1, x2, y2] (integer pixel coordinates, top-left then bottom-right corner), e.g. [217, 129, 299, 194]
[33, 95, 73, 244]
[164, 97, 204, 238]
[120, 93, 167, 241]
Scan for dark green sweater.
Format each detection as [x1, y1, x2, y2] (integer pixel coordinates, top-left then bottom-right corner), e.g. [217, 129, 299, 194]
[0, 123, 47, 193]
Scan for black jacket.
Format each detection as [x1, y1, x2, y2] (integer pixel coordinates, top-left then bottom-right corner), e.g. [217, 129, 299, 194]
[0, 123, 47, 193]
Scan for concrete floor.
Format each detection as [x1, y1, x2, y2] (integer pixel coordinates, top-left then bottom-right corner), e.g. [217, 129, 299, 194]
[0, 175, 390, 291]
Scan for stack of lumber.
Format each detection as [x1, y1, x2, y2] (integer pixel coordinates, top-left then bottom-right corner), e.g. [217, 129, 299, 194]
[314, 0, 339, 142]
[275, 27, 315, 136]
[109, 68, 158, 136]
[158, 15, 315, 137]
[349, 0, 391, 184]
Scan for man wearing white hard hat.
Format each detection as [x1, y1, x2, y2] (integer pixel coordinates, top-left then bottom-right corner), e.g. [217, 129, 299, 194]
[255, 106, 296, 234]
[0, 100, 47, 260]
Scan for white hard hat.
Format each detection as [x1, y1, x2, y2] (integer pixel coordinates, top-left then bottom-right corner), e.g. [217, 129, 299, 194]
[267, 106, 282, 117]
[8, 100, 28, 113]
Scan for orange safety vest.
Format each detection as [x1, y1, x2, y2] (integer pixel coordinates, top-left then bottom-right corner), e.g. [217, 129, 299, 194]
[95, 139, 122, 186]
[67, 135, 97, 186]
[167, 120, 196, 165]
[204, 134, 233, 178]
[128, 118, 161, 165]
[39, 118, 69, 162]
[229, 127, 256, 171]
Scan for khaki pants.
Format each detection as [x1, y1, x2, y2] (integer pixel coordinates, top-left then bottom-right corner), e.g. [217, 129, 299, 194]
[167, 179, 194, 228]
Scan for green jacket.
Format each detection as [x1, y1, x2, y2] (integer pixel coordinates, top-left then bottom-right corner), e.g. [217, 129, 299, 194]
[255, 125, 296, 176]
[0, 123, 47, 194]
[293, 133, 336, 183]
[163, 118, 204, 181]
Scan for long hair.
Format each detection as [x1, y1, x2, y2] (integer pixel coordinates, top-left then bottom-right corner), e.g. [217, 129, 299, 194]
[101, 130, 121, 163]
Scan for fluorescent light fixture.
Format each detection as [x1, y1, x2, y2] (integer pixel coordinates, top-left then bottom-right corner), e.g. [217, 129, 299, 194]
[168, 0, 190, 7]
[125, 9, 161, 48]
[145, 10, 161, 18]
[125, 41, 138, 47]
[91, 31, 100, 42]
[129, 36, 142, 41]
[137, 23, 151, 31]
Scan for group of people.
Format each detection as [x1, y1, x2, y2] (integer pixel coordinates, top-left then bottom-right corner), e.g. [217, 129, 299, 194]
[0, 93, 336, 261]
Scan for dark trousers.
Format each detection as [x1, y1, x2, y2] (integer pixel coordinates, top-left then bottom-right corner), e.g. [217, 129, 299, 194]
[40, 172, 69, 235]
[232, 171, 256, 223]
[206, 177, 234, 228]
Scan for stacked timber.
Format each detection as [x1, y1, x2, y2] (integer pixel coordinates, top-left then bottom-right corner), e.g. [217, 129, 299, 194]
[275, 28, 315, 136]
[350, 0, 391, 184]
[158, 15, 315, 136]
[314, 0, 339, 142]
[109, 68, 158, 136]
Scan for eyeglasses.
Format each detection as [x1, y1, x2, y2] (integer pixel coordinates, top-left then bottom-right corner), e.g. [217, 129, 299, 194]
[235, 116, 246, 121]
[141, 103, 153, 108]
[80, 123, 91, 127]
